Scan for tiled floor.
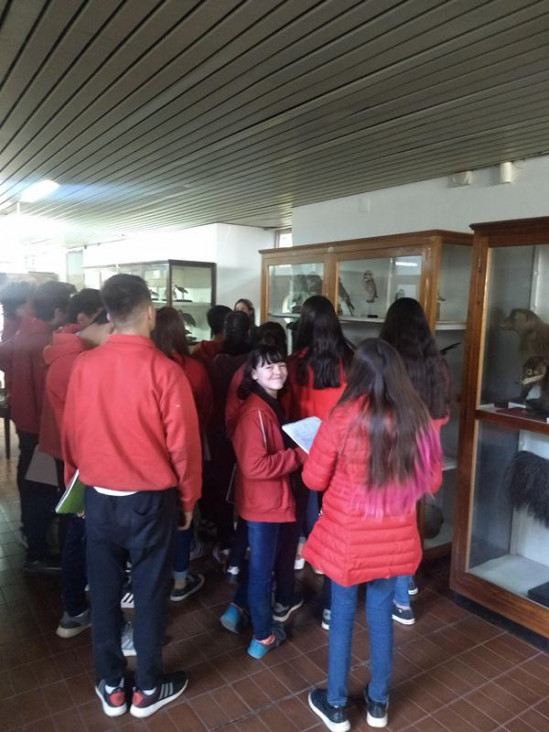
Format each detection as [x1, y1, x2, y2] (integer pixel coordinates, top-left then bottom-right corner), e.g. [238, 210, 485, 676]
[0, 436, 548, 731]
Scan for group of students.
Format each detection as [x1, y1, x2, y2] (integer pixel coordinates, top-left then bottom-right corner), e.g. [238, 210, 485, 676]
[0, 273, 451, 730]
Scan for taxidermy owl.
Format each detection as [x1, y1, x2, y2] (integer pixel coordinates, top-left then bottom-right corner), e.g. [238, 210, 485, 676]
[338, 278, 355, 315]
[362, 270, 378, 303]
[501, 308, 549, 362]
[521, 356, 549, 413]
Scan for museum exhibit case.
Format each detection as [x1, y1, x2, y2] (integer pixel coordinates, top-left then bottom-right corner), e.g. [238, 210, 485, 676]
[84, 259, 216, 344]
[451, 216, 549, 637]
[261, 231, 473, 556]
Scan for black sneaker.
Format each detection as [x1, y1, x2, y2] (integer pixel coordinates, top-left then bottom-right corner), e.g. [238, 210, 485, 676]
[365, 687, 388, 728]
[170, 573, 204, 602]
[308, 688, 350, 732]
[95, 679, 127, 717]
[392, 603, 415, 625]
[129, 671, 188, 718]
[272, 593, 303, 622]
[56, 609, 91, 638]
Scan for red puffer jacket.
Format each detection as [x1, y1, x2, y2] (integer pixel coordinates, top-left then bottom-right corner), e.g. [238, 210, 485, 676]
[302, 399, 443, 586]
[232, 392, 305, 523]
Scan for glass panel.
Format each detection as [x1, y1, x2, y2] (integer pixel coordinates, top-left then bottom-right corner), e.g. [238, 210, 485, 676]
[337, 254, 422, 346]
[480, 244, 549, 408]
[141, 263, 168, 304]
[468, 422, 549, 608]
[267, 262, 324, 317]
[171, 264, 213, 344]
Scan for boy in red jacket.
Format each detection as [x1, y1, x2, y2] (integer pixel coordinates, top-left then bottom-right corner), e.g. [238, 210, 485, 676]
[0, 280, 73, 571]
[63, 274, 202, 720]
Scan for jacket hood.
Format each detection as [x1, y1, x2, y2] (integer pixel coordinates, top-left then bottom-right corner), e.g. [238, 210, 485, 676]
[43, 332, 86, 366]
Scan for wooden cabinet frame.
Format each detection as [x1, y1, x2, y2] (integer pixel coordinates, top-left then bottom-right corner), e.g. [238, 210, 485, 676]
[451, 217, 549, 637]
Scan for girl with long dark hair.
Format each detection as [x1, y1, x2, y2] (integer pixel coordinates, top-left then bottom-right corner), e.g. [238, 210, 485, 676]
[379, 298, 452, 625]
[151, 307, 213, 601]
[303, 339, 443, 730]
[220, 344, 305, 659]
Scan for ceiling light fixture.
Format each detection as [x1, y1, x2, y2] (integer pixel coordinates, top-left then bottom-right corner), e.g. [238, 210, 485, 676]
[20, 179, 59, 203]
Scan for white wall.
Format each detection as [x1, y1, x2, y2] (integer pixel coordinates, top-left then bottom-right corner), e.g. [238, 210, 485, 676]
[81, 223, 274, 315]
[292, 155, 549, 245]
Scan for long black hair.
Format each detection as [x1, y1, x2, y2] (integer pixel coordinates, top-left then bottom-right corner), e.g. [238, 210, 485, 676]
[340, 339, 436, 490]
[293, 295, 354, 388]
[222, 310, 251, 356]
[379, 298, 451, 419]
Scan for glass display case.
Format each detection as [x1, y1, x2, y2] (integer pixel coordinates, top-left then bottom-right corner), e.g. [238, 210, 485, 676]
[451, 217, 549, 637]
[261, 230, 473, 556]
[84, 260, 216, 344]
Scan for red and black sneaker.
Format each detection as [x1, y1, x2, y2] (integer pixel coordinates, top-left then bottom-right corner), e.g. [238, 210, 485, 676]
[95, 679, 127, 717]
[130, 671, 188, 718]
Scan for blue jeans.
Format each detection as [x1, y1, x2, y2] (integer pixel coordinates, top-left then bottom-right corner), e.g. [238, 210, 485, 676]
[328, 577, 396, 707]
[394, 575, 412, 608]
[234, 520, 297, 640]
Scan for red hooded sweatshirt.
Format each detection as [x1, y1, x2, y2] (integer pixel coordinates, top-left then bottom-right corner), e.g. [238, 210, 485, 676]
[39, 327, 87, 460]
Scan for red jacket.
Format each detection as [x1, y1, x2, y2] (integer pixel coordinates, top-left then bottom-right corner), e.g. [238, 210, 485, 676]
[284, 351, 347, 421]
[302, 400, 443, 586]
[0, 317, 53, 433]
[225, 362, 246, 439]
[192, 339, 222, 366]
[232, 392, 304, 522]
[62, 335, 202, 511]
[172, 352, 213, 433]
[39, 329, 87, 459]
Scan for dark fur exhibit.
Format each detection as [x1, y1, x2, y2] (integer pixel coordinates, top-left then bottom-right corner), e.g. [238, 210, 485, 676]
[504, 451, 549, 527]
[501, 308, 549, 362]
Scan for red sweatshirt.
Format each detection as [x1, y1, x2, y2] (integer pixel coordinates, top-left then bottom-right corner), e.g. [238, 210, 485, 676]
[172, 352, 213, 433]
[62, 335, 202, 511]
[0, 317, 54, 433]
[39, 329, 88, 460]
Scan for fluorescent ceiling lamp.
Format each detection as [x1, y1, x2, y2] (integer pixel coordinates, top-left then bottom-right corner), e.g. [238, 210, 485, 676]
[395, 259, 418, 267]
[20, 179, 59, 203]
[0, 199, 14, 212]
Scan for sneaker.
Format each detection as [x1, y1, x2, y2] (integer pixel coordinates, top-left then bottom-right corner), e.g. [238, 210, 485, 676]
[392, 604, 415, 625]
[95, 679, 127, 717]
[121, 621, 136, 657]
[294, 556, 306, 570]
[56, 609, 91, 639]
[220, 603, 248, 634]
[308, 688, 350, 732]
[272, 594, 303, 623]
[129, 671, 188, 718]
[321, 608, 331, 631]
[247, 625, 286, 659]
[226, 564, 240, 577]
[408, 578, 418, 596]
[170, 573, 204, 602]
[365, 687, 388, 728]
[121, 585, 134, 609]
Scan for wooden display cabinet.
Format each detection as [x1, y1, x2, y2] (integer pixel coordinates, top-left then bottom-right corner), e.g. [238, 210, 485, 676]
[260, 230, 473, 557]
[451, 217, 549, 637]
[84, 259, 216, 344]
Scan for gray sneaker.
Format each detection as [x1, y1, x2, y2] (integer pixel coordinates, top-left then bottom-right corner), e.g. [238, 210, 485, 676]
[56, 609, 91, 638]
[121, 621, 136, 657]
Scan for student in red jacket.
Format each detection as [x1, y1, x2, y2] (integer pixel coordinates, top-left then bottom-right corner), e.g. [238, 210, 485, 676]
[152, 306, 213, 602]
[303, 339, 442, 731]
[63, 274, 202, 720]
[379, 298, 452, 626]
[0, 280, 73, 571]
[220, 344, 306, 659]
[191, 304, 231, 365]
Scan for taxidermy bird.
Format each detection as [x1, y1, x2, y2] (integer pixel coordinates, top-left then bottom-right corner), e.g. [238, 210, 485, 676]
[305, 273, 323, 296]
[338, 278, 355, 315]
[148, 288, 159, 301]
[394, 288, 406, 302]
[521, 356, 549, 413]
[501, 308, 549, 362]
[172, 285, 190, 301]
[362, 270, 378, 303]
[180, 312, 196, 328]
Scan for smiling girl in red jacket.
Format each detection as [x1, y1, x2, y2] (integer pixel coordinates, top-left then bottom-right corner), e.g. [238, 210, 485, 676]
[220, 344, 306, 659]
[303, 339, 442, 731]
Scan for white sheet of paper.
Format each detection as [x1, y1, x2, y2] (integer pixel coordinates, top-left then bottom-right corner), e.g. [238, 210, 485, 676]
[282, 416, 321, 453]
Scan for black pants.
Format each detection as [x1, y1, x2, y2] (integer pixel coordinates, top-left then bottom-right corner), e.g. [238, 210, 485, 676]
[17, 431, 59, 561]
[85, 487, 178, 689]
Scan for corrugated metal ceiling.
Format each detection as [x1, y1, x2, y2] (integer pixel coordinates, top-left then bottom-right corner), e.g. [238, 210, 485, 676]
[1, 0, 549, 239]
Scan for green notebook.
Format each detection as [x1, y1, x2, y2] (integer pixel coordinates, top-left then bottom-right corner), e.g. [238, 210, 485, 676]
[55, 471, 86, 515]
